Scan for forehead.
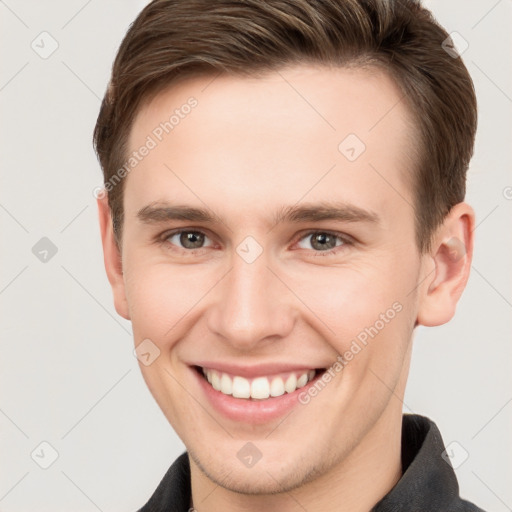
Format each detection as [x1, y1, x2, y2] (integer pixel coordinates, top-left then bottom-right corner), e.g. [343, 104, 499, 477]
[125, 64, 417, 225]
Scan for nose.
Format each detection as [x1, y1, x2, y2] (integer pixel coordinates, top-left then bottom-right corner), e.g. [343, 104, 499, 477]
[206, 248, 296, 351]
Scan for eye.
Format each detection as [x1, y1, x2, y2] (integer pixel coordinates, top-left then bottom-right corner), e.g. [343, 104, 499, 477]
[296, 230, 348, 255]
[164, 229, 214, 250]
[158, 228, 351, 255]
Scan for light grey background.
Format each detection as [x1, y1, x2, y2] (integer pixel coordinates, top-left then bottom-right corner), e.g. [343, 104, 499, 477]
[0, 0, 510, 510]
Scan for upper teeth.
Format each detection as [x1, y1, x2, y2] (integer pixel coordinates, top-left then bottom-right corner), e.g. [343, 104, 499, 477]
[202, 368, 316, 400]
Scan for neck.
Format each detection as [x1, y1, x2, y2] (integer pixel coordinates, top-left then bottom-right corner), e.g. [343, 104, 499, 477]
[190, 406, 404, 512]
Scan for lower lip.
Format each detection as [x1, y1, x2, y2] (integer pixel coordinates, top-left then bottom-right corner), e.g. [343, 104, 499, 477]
[192, 366, 324, 424]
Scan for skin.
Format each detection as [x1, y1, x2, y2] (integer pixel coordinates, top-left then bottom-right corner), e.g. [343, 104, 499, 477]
[98, 65, 474, 512]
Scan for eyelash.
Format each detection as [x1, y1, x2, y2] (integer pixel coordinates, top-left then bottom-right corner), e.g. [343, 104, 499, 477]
[157, 228, 353, 257]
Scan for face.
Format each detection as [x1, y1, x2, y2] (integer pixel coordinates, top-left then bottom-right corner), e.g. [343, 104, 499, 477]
[108, 65, 430, 493]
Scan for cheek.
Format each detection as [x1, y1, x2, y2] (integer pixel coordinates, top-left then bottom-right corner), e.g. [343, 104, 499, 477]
[281, 261, 416, 367]
[284, 265, 399, 333]
[122, 257, 217, 343]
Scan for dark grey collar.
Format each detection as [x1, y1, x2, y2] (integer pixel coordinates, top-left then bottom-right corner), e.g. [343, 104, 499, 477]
[137, 414, 485, 512]
[372, 414, 484, 511]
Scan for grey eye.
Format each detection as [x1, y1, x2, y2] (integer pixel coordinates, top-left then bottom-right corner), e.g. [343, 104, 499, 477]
[167, 231, 213, 249]
[297, 232, 343, 251]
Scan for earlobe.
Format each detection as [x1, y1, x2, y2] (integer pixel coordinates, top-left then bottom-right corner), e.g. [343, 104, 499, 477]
[416, 202, 474, 327]
[97, 194, 131, 320]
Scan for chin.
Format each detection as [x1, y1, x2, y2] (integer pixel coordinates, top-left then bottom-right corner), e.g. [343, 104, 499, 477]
[191, 447, 325, 496]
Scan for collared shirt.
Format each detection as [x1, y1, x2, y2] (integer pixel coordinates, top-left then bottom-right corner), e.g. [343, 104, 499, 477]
[137, 414, 486, 511]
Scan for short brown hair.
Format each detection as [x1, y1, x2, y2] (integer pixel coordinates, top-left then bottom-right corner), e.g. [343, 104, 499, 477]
[93, 0, 477, 252]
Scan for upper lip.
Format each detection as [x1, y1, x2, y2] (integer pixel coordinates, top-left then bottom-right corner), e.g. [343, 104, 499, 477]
[191, 361, 326, 378]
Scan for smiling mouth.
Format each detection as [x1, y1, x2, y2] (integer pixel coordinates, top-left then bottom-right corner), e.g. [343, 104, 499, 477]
[194, 366, 326, 400]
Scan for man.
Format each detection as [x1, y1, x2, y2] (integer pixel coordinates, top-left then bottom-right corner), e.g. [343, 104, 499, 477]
[93, 0, 485, 510]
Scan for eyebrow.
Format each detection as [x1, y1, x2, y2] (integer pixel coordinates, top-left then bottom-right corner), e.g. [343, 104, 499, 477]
[136, 201, 380, 228]
[272, 202, 379, 226]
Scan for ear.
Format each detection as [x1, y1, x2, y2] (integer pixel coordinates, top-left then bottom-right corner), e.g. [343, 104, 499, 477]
[416, 202, 474, 327]
[97, 194, 131, 320]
